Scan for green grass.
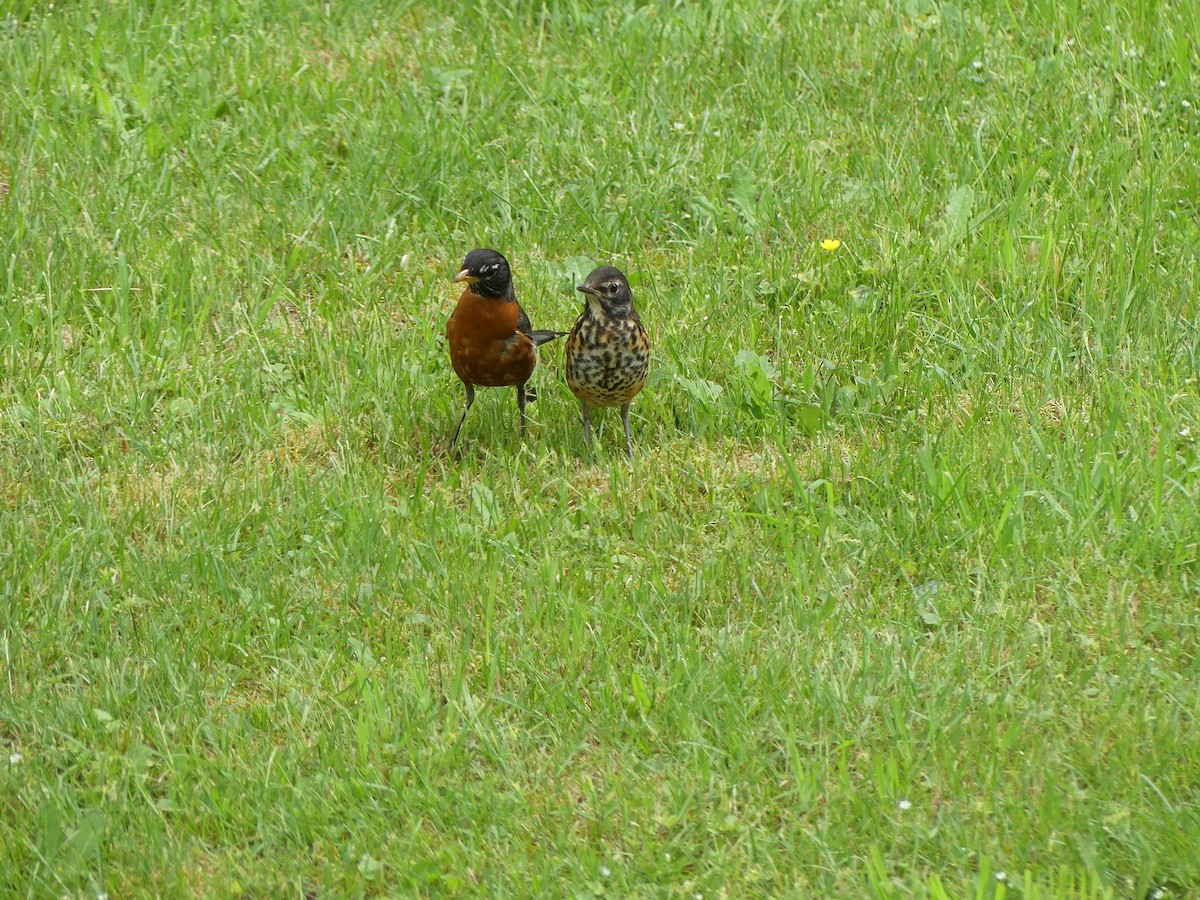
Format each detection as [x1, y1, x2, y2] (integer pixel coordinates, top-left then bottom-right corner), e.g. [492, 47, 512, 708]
[2, 0, 1198, 895]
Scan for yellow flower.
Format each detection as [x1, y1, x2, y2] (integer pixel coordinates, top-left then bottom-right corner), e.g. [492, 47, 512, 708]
[820, 238, 841, 252]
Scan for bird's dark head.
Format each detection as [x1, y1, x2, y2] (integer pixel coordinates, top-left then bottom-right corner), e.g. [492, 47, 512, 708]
[453, 248, 513, 299]
[576, 265, 633, 314]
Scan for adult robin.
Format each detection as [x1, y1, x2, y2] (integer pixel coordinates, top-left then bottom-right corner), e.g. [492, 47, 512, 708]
[445, 248, 564, 449]
[564, 265, 651, 458]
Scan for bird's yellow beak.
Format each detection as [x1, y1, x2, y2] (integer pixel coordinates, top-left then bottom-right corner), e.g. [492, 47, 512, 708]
[452, 269, 477, 284]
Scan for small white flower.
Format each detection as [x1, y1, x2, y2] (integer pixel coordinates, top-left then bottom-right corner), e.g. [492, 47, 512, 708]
[972, 60, 983, 70]
[664, 852, 672, 861]
[1183, 100, 1192, 108]
[996, 872, 1007, 882]
[1181, 426, 1192, 437]
[8, 752, 21, 765]
[898, 799, 912, 810]
[600, 865, 611, 877]
[98, 893, 109, 900]
[1150, 889, 1165, 900]
[1158, 80, 1167, 88]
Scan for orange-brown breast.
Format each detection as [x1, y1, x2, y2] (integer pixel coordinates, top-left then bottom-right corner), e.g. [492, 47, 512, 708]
[446, 289, 538, 388]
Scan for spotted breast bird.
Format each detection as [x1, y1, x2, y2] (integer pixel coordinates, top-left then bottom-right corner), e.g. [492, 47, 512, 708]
[445, 248, 565, 450]
[564, 265, 651, 458]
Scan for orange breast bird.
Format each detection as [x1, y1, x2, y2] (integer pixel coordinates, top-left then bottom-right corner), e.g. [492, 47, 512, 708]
[446, 248, 564, 449]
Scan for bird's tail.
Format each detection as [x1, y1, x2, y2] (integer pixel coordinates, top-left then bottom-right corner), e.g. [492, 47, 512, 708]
[525, 330, 567, 402]
[530, 329, 567, 347]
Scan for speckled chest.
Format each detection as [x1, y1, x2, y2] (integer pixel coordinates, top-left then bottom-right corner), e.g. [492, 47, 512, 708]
[565, 309, 650, 408]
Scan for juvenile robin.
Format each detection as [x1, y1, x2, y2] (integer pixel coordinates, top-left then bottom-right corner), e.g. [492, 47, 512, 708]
[564, 265, 651, 458]
[445, 248, 564, 450]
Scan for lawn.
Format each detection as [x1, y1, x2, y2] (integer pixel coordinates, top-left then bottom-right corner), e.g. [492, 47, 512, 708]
[1, 0, 1198, 896]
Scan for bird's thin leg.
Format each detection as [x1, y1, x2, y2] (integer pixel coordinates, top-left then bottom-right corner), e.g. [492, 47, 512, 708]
[621, 402, 635, 459]
[450, 384, 475, 451]
[516, 385, 528, 438]
[580, 403, 594, 457]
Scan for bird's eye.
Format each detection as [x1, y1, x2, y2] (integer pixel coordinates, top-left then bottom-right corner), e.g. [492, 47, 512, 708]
[481, 264, 494, 274]
[607, 283, 619, 294]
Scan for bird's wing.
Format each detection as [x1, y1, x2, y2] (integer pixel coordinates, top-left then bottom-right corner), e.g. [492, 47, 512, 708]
[516, 303, 535, 337]
[516, 303, 566, 345]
